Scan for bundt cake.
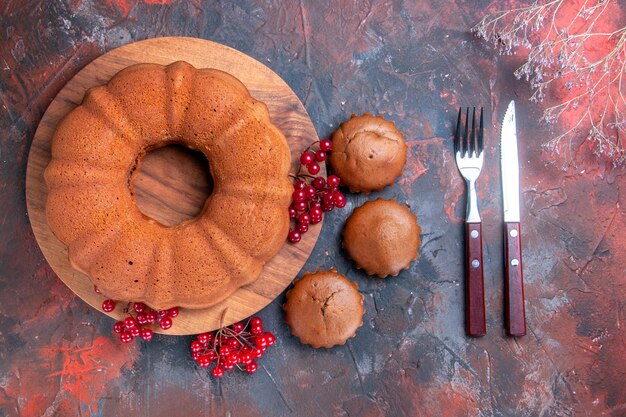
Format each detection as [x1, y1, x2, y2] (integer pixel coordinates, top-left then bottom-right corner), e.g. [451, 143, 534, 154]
[44, 61, 292, 310]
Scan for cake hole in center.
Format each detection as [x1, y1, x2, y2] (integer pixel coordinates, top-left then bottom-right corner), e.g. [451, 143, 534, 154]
[132, 144, 213, 227]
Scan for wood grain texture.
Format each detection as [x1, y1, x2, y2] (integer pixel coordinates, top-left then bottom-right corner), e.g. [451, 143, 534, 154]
[465, 222, 486, 337]
[25, 37, 324, 335]
[133, 144, 214, 227]
[504, 222, 526, 337]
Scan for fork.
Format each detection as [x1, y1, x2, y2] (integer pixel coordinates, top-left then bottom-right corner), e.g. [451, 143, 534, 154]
[454, 107, 486, 337]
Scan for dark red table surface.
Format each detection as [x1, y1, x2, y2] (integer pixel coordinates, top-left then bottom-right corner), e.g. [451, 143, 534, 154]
[1, 1, 625, 416]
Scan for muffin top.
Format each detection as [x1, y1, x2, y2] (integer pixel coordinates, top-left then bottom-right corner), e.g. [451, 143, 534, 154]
[329, 113, 407, 193]
[283, 268, 364, 348]
[343, 199, 421, 278]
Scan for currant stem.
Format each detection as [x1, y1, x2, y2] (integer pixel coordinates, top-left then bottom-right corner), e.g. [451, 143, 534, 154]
[295, 173, 317, 179]
[303, 140, 321, 154]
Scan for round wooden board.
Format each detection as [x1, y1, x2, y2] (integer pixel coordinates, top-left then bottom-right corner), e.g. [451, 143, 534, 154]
[25, 37, 324, 335]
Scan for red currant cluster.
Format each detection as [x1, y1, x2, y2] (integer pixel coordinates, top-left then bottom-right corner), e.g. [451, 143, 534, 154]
[99, 290, 179, 343]
[190, 316, 275, 378]
[288, 138, 346, 244]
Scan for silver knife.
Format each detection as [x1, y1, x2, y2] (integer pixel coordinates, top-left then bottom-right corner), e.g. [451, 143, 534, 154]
[501, 100, 526, 336]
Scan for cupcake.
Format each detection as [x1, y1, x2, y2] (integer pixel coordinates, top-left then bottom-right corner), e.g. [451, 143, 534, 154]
[284, 268, 364, 348]
[329, 113, 407, 193]
[343, 199, 421, 278]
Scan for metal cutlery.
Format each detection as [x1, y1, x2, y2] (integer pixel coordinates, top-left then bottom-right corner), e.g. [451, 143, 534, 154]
[500, 100, 526, 337]
[454, 107, 487, 337]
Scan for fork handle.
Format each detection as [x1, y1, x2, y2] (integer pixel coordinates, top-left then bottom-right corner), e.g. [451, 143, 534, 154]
[465, 222, 486, 337]
[505, 222, 526, 336]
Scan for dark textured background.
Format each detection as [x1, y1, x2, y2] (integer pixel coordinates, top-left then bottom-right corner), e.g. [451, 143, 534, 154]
[1, 1, 625, 416]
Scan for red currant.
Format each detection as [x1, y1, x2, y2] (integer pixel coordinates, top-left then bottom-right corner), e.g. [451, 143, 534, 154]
[298, 213, 311, 225]
[292, 189, 306, 202]
[334, 193, 347, 208]
[136, 313, 148, 325]
[197, 333, 210, 345]
[167, 307, 179, 318]
[293, 201, 307, 212]
[307, 162, 320, 175]
[130, 326, 141, 338]
[140, 328, 153, 341]
[219, 345, 231, 357]
[124, 317, 137, 329]
[265, 332, 276, 346]
[198, 356, 211, 368]
[159, 317, 173, 330]
[256, 335, 268, 348]
[228, 338, 241, 349]
[320, 138, 332, 152]
[212, 366, 225, 378]
[310, 206, 323, 217]
[133, 302, 146, 313]
[294, 180, 306, 190]
[300, 152, 314, 165]
[145, 311, 157, 324]
[227, 352, 239, 365]
[314, 150, 327, 162]
[297, 222, 309, 233]
[304, 185, 317, 200]
[120, 332, 133, 343]
[327, 175, 341, 188]
[240, 352, 253, 364]
[322, 202, 335, 212]
[288, 230, 301, 243]
[313, 177, 326, 189]
[113, 321, 124, 334]
[94, 285, 102, 294]
[310, 215, 322, 225]
[102, 299, 116, 312]
[246, 362, 258, 374]
[319, 191, 334, 202]
[190, 315, 275, 375]
[288, 205, 297, 219]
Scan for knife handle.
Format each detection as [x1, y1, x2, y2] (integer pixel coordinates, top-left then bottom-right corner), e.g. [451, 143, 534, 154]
[465, 222, 486, 337]
[505, 222, 526, 336]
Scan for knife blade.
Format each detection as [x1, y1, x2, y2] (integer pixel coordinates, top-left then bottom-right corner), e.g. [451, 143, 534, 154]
[501, 100, 526, 337]
[501, 102, 520, 223]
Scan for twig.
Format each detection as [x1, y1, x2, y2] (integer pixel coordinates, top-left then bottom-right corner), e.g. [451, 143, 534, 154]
[472, 0, 626, 166]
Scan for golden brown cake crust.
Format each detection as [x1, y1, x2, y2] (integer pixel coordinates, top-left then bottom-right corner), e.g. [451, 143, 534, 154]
[329, 113, 407, 193]
[44, 61, 292, 310]
[284, 269, 364, 348]
[343, 199, 421, 278]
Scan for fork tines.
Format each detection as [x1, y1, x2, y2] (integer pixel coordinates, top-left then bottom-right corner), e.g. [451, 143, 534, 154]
[453, 105, 487, 337]
[455, 107, 484, 157]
